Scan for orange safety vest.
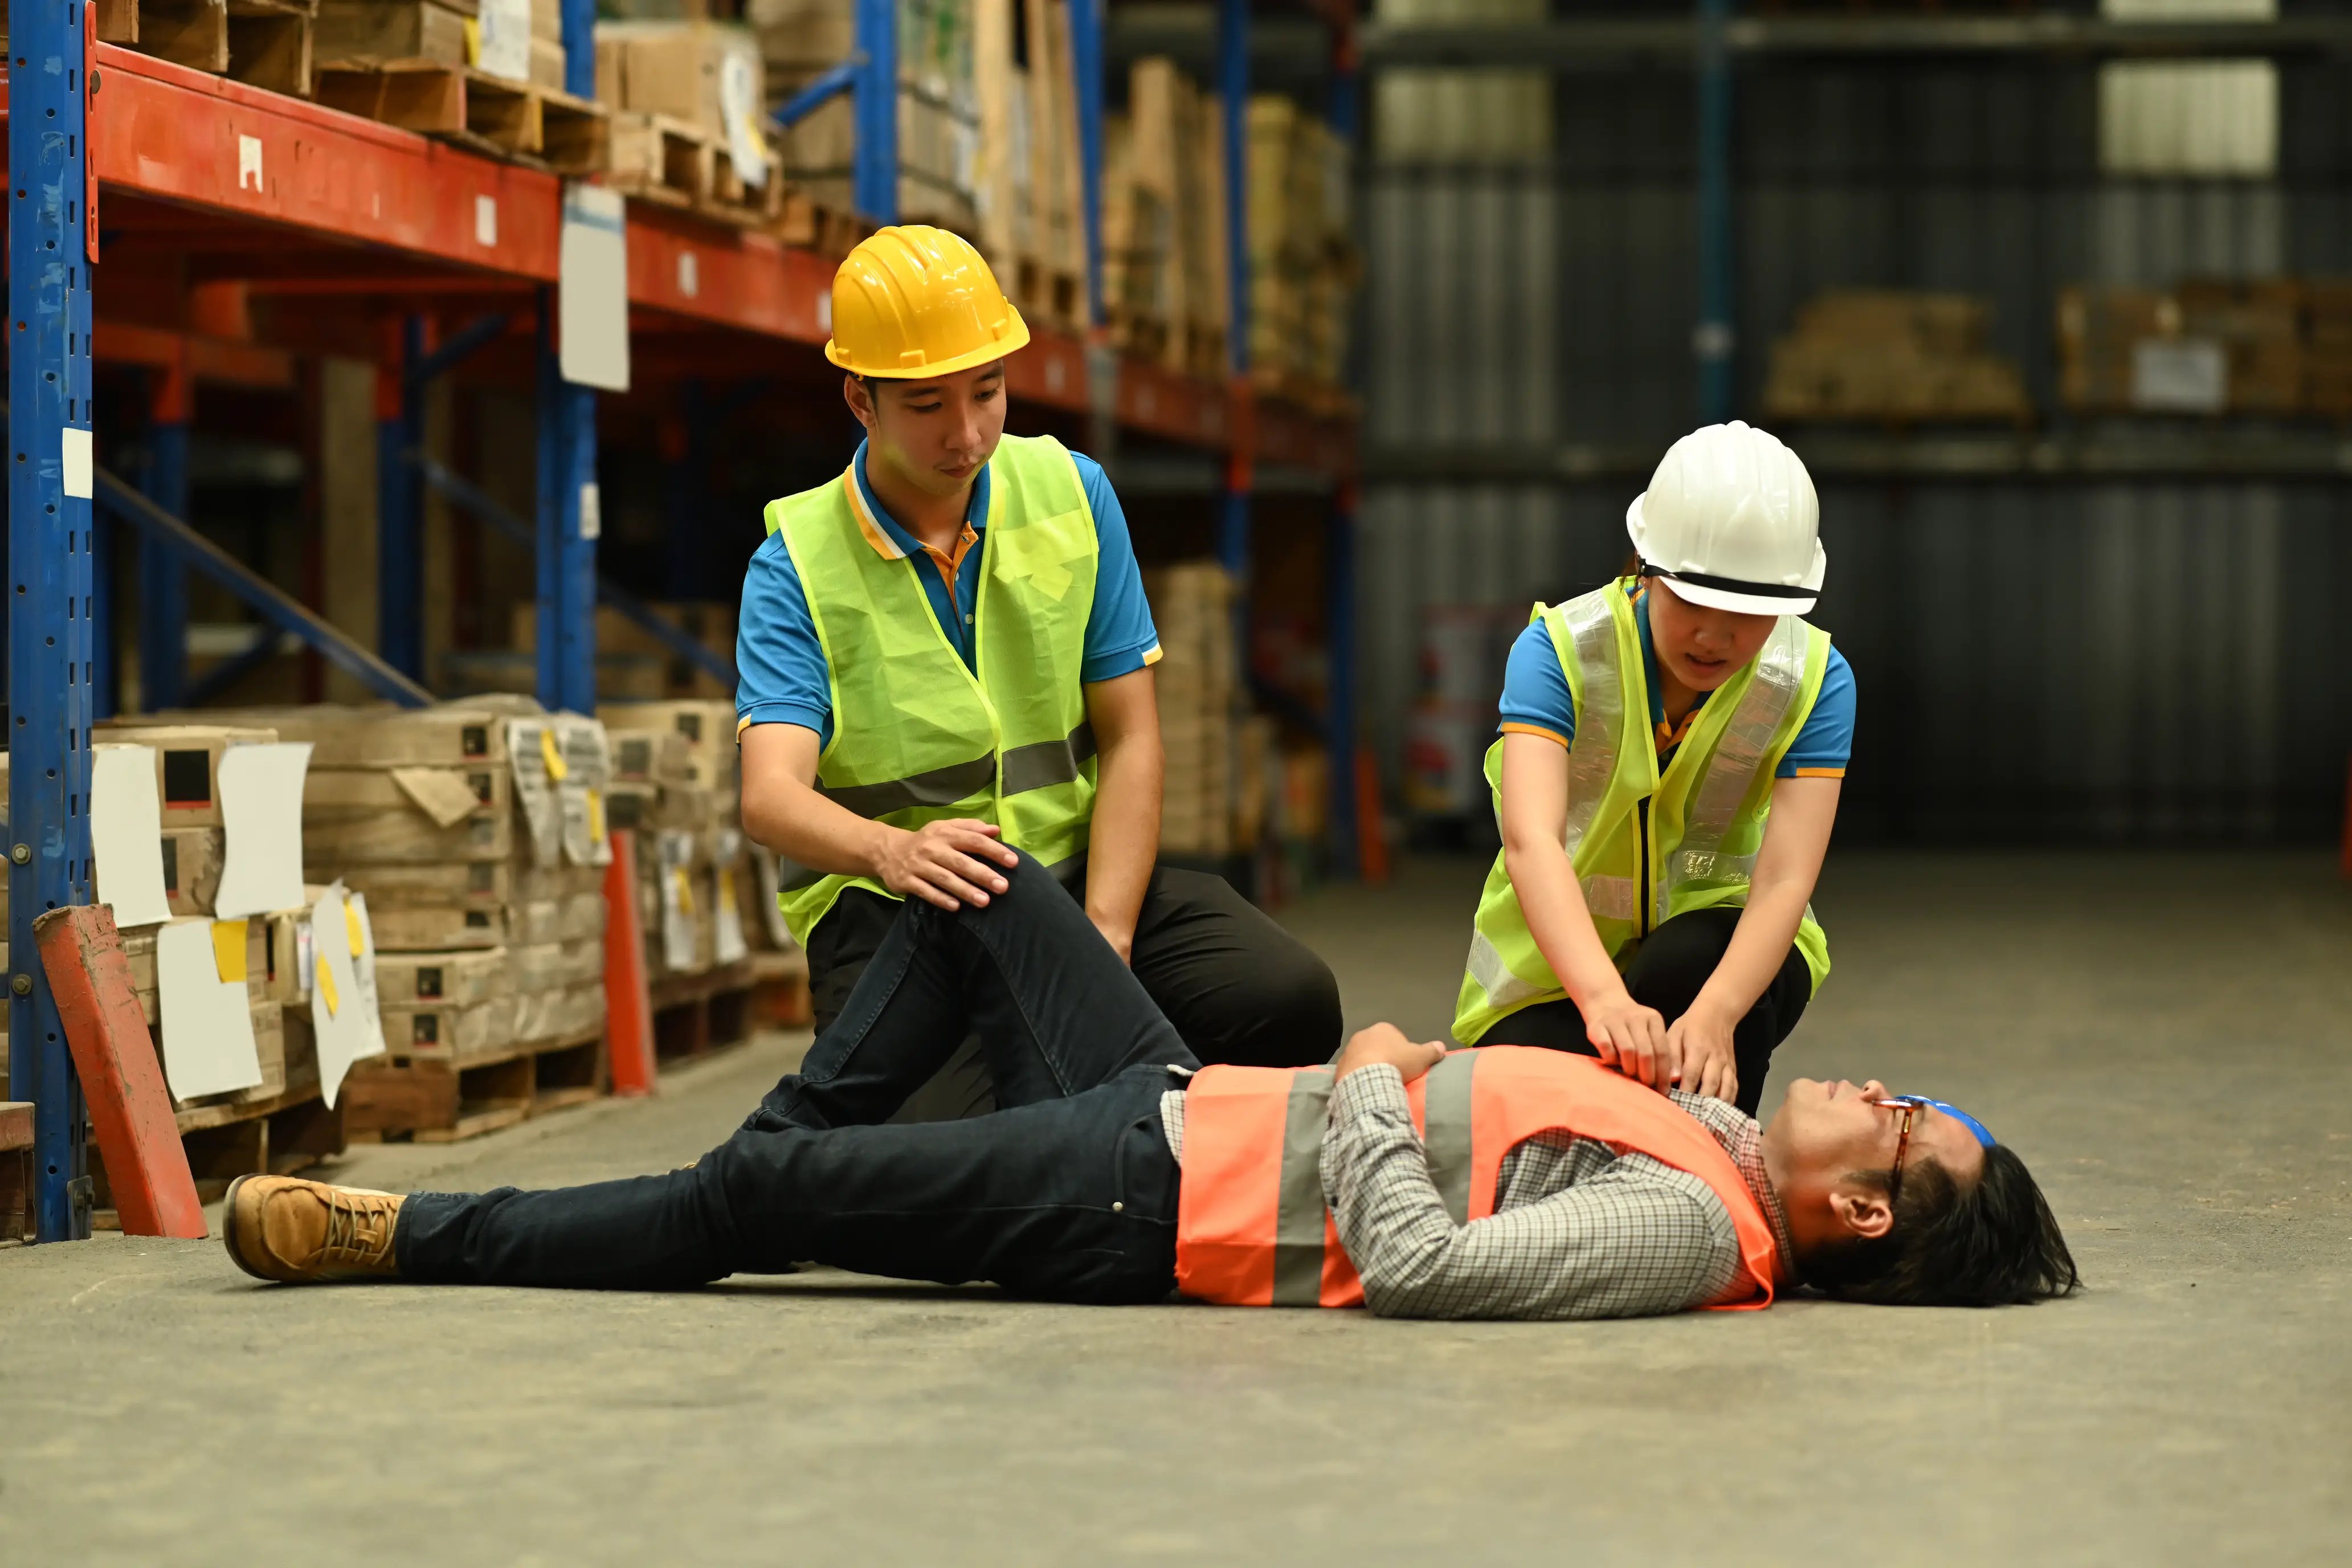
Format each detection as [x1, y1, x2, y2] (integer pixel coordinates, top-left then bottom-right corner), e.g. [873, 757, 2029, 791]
[1174, 1046, 1781, 1311]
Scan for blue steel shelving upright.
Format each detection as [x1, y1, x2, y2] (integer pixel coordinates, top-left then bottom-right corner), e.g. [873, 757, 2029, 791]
[7, 0, 100, 1240]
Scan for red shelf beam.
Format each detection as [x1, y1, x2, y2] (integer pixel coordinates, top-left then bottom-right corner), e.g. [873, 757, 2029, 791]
[9, 48, 1351, 479]
[81, 45, 561, 281]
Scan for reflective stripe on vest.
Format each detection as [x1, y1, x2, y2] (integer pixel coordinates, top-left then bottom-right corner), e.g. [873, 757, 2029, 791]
[1455, 581, 1831, 1046]
[1173, 1047, 1779, 1312]
[816, 721, 1096, 820]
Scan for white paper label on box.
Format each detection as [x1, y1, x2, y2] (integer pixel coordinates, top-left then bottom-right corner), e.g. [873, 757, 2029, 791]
[721, 50, 769, 190]
[214, 742, 312, 919]
[578, 482, 602, 540]
[309, 885, 382, 1110]
[91, 744, 173, 928]
[60, 426, 93, 500]
[476, 0, 531, 84]
[238, 134, 263, 193]
[559, 182, 631, 391]
[157, 918, 263, 1102]
[2132, 338, 2228, 414]
[475, 194, 500, 248]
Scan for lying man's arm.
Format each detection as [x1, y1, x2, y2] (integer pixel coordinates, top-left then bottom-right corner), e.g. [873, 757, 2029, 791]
[1321, 1032, 1743, 1320]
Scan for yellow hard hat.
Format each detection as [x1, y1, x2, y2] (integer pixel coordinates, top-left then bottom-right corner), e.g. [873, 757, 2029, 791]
[824, 225, 1031, 378]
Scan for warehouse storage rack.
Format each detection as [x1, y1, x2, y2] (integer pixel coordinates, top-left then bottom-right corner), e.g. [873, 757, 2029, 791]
[1, 0, 1362, 1240]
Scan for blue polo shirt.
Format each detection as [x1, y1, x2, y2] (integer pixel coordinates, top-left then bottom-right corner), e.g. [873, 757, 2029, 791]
[1498, 586, 1855, 777]
[735, 440, 1162, 745]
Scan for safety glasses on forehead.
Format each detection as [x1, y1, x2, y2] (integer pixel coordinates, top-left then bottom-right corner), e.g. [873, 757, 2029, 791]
[1868, 1095, 1996, 1208]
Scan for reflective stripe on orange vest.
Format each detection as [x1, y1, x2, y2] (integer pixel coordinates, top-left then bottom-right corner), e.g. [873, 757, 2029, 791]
[1173, 1046, 1779, 1312]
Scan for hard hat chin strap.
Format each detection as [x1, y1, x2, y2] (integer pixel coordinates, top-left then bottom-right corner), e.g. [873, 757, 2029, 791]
[1638, 561, 1817, 601]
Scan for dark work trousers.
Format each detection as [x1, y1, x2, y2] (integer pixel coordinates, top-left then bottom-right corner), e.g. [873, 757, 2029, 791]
[806, 856, 1342, 1123]
[397, 850, 1194, 1302]
[1466, 906, 1812, 1117]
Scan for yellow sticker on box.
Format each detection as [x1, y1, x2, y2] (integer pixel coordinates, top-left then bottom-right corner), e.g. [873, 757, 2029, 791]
[586, 787, 606, 844]
[540, 727, 569, 782]
[211, 919, 248, 985]
[673, 867, 696, 915]
[318, 954, 341, 1018]
[345, 902, 367, 957]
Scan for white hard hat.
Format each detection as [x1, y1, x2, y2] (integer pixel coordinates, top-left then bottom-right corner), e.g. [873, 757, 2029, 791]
[1625, 420, 1826, 616]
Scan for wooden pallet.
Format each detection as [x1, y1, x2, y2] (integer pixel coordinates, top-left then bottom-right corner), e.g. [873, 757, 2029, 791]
[648, 948, 811, 1061]
[100, 0, 318, 99]
[342, 1026, 608, 1144]
[313, 59, 609, 175]
[1, 1102, 34, 1245]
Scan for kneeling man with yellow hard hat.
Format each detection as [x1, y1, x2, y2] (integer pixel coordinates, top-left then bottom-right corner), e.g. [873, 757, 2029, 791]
[736, 226, 1340, 1121]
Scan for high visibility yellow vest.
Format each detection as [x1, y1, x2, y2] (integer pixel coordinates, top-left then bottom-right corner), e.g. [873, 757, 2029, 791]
[762, 432, 1100, 943]
[1453, 579, 1834, 1046]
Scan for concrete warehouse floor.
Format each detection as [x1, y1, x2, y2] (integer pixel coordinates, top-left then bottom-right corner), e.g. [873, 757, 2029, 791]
[4, 851, 2349, 1566]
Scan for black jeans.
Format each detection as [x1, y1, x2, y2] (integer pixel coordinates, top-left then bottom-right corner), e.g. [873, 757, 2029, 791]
[397, 850, 1195, 1303]
[1465, 906, 1811, 1117]
[807, 857, 1341, 1121]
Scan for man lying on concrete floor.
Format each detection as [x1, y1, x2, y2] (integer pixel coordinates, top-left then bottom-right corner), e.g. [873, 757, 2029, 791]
[220, 851, 2080, 1318]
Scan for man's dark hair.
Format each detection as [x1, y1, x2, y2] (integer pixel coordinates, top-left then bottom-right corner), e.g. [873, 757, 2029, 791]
[1804, 1145, 2080, 1308]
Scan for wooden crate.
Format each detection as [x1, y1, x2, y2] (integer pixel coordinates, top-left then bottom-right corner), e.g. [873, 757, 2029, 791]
[609, 112, 714, 209]
[313, 60, 610, 175]
[83, 1084, 348, 1224]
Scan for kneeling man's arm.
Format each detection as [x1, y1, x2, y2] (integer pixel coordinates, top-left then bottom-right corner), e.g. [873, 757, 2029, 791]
[1323, 1065, 1742, 1320]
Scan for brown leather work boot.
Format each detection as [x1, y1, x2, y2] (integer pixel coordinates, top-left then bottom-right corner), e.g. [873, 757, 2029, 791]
[222, 1175, 405, 1283]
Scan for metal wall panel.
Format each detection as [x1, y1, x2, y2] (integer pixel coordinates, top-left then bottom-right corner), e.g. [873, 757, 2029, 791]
[1359, 55, 2352, 843]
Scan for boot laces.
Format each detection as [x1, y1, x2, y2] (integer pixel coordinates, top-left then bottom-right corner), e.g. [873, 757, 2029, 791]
[320, 1190, 391, 1265]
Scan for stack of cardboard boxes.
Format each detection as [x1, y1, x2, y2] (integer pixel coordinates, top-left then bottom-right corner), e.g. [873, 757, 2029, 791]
[150, 703, 614, 1137]
[88, 722, 317, 1114]
[1244, 94, 1354, 400]
[1142, 564, 1238, 861]
[598, 700, 758, 984]
[756, 0, 981, 233]
[595, 17, 784, 220]
[2058, 280, 2310, 416]
[1102, 56, 1231, 375]
[1764, 290, 2033, 425]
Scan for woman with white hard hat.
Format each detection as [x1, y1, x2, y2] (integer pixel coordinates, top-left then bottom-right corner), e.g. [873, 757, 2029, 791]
[1452, 421, 1855, 1114]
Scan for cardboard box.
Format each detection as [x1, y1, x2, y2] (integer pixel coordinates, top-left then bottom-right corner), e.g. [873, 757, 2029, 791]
[305, 765, 507, 823]
[512, 861, 606, 903]
[314, 0, 471, 65]
[92, 724, 279, 829]
[166, 705, 513, 769]
[511, 937, 604, 993]
[609, 726, 695, 785]
[381, 994, 518, 1062]
[366, 904, 506, 952]
[594, 19, 764, 143]
[305, 809, 514, 865]
[595, 700, 739, 790]
[374, 948, 512, 1008]
[321, 861, 512, 908]
[508, 891, 606, 947]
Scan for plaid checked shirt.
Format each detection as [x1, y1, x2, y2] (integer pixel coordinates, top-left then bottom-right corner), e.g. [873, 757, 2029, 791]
[1159, 1063, 1798, 1320]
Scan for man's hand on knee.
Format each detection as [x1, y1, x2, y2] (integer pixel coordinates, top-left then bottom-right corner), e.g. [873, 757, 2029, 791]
[877, 819, 1021, 910]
